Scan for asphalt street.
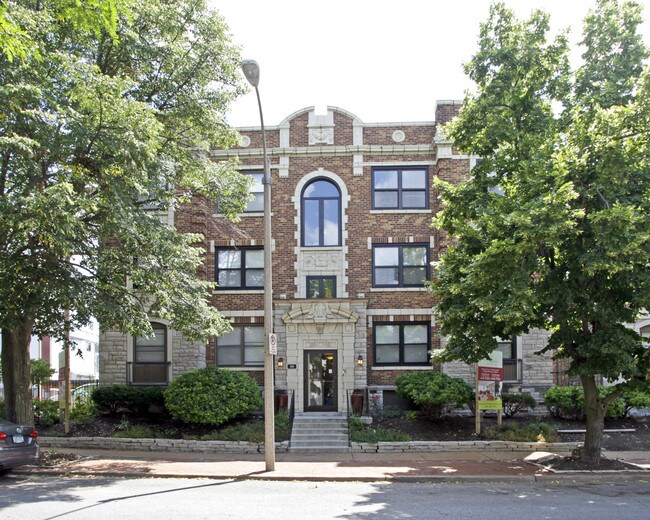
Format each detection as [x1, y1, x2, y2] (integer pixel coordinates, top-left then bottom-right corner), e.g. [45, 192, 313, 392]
[0, 475, 648, 520]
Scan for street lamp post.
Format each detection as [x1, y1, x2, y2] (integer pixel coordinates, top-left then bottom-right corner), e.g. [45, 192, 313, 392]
[241, 59, 275, 472]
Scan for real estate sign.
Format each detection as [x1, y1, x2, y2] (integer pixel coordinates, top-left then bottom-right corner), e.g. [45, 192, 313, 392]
[476, 350, 503, 411]
[475, 350, 503, 434]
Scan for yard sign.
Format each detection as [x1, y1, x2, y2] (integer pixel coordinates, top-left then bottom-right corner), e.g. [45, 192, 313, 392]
[475, 350, 503, 434]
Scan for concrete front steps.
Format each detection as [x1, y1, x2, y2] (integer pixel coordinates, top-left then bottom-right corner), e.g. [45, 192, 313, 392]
[290, 412, 350, 453]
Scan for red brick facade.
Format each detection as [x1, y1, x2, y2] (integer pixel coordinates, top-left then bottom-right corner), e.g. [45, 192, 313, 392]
[197, 102, 465, 412]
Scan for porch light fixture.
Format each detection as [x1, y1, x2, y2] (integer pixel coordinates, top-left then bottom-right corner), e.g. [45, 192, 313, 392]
[357, 355, 364, 366]
[241, 58, 275, 472]
[277, 357, 284, 368]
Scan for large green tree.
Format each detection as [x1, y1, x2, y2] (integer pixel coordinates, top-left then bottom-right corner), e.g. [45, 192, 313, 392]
[1, 0, 130, 61]
[0, 0, 250, 424]
[433, 0, 650, 465]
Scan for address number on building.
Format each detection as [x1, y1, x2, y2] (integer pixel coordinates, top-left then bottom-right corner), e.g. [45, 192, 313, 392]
[268, 333, 277, 355]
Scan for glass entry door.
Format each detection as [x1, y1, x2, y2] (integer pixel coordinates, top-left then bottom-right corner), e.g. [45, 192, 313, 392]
[304, 351, 337, 411]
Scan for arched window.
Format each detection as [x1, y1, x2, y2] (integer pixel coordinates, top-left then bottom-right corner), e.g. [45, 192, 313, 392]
[301, 179, 341, 246]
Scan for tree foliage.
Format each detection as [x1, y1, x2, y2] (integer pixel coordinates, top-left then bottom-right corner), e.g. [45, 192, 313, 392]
[0, 0, 249, 423]
[1, 0, 130, 62]
[432, 0, 650, 463]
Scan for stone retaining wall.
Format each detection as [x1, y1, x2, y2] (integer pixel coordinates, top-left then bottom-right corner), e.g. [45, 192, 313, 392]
[41, 437, 290, 454]
[351, 441, 581, 453]
[42, 436, 579, 454]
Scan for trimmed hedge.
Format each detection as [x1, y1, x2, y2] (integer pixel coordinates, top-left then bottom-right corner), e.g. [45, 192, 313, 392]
[163, 366, 262, 426]
[395, 371, 473, 420]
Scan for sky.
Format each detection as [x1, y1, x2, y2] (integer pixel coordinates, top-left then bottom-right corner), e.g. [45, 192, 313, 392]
[212, 0, 650, 128]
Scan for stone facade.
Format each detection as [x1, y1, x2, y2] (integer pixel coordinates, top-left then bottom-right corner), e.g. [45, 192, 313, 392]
[99, 101, 560, 410]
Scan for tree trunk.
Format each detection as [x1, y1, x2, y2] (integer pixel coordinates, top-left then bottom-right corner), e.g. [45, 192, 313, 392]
[579, 374, 606, 465]
[1, 319, 35, 426]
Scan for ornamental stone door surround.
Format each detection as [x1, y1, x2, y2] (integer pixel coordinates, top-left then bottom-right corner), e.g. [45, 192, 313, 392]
[280, 301, 366, 413]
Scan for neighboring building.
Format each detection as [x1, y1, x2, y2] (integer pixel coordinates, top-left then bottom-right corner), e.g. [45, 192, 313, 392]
[0, 320, 99, 380]
[99, 101, 560, 411]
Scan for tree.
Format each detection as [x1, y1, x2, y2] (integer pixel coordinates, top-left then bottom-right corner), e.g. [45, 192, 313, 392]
[0, 0, 250, 424]
[1, 0, 130, 62]
[432, 0, 650, 465]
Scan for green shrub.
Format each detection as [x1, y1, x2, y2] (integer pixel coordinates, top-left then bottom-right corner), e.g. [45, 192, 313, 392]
[92, 385, 165, 415]
[544, 386, 626, 419]
[164, 366, 262, 426]
[70, 398, 95, 421]
[33, 400, 60, 428]
[482, 422, 558, 443]
[395, 372, 473, 420]
[0, 399, 5, 420]
[502, 393, 537, 418]
[622, 390, 650, 417]
[544, 386, 583, 419]
[348, 415, 411, 443]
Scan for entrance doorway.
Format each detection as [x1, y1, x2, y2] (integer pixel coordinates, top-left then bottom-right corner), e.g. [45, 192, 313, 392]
[304, 350, 337, 411]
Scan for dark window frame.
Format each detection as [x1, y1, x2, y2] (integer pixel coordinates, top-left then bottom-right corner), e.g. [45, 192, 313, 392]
[215, 324, 264, 367]
[372, 244, 430, 288]
[307, 276, 336, 299]
[496, 336, 517, 360]
[301, 178, 342, 247]
[215, 247, 264, 290]
[371, 167, 429, 210]
[373, 321, 431, 366]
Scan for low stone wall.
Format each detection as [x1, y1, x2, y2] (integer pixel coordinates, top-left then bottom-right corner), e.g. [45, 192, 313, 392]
[41, 436, 578, 454]
[351, 441, 581, 453]
[41, 437, 290, 454]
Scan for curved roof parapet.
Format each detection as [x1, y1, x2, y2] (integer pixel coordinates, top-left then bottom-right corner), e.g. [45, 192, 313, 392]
[279, 106, 364, 126]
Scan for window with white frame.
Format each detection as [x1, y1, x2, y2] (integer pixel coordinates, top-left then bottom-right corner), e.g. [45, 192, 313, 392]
[373, 322, 430, 366]
[216, 325, 264, 367]
[372, 244, 429, 287]
[215, 248, 264, 289]
[372, 167, 428, 209]
[244, 172, 264, 212]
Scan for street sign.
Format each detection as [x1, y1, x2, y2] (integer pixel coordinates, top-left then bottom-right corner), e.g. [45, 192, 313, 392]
[269, 333, 277, 355]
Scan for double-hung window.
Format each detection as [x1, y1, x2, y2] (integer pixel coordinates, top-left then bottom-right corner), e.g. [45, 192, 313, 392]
[134, 323, 167, 363]
[216, 248, 264, 289]
[373, 244, 429, 287]
[216, 325, 264, 367]
[245, 172, 264, 212]
[372, 167, 428, 209]
[374, 322, 430, 365]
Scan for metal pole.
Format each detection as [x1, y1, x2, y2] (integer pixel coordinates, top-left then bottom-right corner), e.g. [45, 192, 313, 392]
[64, 308, 71, 434]
[254, 84, 276, 472]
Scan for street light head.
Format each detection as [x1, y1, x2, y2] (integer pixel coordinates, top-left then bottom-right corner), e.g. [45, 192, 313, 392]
[241, 59, 260, 87]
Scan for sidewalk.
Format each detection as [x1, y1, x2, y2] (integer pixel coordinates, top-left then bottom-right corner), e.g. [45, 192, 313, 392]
[16, 448, 650, 482]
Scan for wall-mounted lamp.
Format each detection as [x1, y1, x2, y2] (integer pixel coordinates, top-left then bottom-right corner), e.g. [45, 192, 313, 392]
[357, 355, 364, 366]
[277, 357, 284, 368]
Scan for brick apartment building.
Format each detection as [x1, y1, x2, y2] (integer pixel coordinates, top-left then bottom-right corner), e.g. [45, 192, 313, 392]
[100, 101, 563, 412]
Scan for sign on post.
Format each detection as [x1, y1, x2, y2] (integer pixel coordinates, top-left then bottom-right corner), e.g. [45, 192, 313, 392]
[475, 350, 503, 434]
[268, 333, 277, 355]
